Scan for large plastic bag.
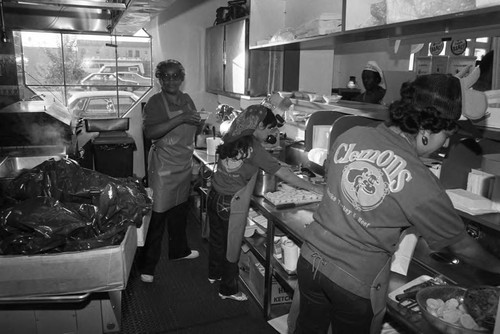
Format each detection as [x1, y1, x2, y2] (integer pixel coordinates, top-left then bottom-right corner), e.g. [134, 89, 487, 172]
[1, 158, 152, 255]
[5, 158, 151, 228]
[0, 196, 131, 254]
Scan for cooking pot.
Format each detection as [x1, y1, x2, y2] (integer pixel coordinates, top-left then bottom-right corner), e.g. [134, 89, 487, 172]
[254, 169, 276, 197]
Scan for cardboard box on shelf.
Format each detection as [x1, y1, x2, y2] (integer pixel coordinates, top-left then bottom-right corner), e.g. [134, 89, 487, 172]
[0, 226, 137, 298]
[271, 278, 292, 305]
[248, 252, 292, 305]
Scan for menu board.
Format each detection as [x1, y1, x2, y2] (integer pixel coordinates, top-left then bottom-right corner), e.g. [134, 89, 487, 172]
[345, 0, 500, 30]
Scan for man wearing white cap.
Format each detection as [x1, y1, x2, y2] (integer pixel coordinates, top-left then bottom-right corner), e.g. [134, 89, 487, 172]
[353, 60, 387, 104]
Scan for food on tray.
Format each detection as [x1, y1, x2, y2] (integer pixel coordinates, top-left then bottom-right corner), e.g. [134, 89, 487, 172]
[264, 187, 322, 207]
[425, 296, 484, 330]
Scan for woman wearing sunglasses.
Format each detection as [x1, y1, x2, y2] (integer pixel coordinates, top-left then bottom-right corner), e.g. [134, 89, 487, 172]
[139, 59, 202, 283]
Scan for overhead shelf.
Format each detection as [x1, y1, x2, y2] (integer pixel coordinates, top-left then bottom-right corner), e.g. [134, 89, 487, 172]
[250, 5, 500, 51]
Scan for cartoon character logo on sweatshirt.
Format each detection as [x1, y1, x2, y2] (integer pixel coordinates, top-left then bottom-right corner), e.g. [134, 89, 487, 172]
[333, 143, 412, 211]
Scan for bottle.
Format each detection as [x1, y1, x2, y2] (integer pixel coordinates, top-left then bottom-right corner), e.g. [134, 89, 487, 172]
[273, 236, 283, 259]
[347, 76, 357, 89]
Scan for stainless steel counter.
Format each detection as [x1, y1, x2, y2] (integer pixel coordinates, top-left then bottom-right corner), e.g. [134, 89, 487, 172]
[193, 149, 216, 171]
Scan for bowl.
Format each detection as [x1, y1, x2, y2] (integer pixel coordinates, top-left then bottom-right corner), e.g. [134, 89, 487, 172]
[307, 93, 323, 102]
[416, 286, 490, 334]
[323, 94, 342, 104]
[278, 91, 293, 98]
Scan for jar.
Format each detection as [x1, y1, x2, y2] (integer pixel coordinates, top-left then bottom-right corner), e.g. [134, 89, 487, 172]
[347, 76, 358, 89]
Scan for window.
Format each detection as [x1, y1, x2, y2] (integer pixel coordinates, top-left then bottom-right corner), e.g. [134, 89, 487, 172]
[14, 31, 152, 119]
[135, 50, 140, 57]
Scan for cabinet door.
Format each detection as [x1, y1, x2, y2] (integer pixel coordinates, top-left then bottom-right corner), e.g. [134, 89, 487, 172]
[248, 49, 283, 97]
[225, 19, 247, 95]
[205, 24, 224, 92]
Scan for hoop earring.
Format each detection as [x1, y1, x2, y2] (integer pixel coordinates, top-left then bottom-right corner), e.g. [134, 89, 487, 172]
[422, 136, 428, 146]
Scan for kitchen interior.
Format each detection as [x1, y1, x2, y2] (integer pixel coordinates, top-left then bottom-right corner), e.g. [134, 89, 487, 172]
[1, 0, 500, 333]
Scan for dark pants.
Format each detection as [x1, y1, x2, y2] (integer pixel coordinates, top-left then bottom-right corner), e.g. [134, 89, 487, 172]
[207, 189, 239, 296]
[139, 201, 191, 275]
[294, 256, 373, 334]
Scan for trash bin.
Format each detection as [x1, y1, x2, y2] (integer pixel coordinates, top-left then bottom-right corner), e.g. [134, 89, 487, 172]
[85, 118, 136, 178]
[92, 133, 136, 177]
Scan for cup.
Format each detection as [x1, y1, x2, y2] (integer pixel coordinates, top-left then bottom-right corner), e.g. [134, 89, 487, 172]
[206, 137, 222, 156]
[281, 238, 299, 272]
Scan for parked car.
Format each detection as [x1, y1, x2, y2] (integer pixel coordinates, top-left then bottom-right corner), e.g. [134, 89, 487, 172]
[115, 72, 152, 86]
[80, 72, 139, 91]
[68, 90, 139, 119]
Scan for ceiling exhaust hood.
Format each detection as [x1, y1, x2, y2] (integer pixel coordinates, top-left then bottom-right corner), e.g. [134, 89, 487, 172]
[1, 0, 129, 34]
[0, 0, 181, 35]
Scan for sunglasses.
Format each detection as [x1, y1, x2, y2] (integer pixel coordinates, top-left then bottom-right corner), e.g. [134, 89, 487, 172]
[160, 73, 183, 81]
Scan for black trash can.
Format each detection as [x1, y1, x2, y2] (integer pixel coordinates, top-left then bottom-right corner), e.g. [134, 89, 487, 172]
[92, 133, 136, 177]
[85, 118, 136, 178]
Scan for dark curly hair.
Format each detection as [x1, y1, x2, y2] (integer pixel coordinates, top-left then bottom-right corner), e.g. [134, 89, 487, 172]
[217, 135, 254, 160]
[386, 74, 461, 134]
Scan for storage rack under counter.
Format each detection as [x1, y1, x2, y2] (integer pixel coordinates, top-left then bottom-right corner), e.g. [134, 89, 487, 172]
[250, 197, 318, 320]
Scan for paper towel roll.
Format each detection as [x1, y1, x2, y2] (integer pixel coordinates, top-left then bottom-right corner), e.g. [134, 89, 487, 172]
[282, 238, 299, 272]
[206, 137, 222, 156]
